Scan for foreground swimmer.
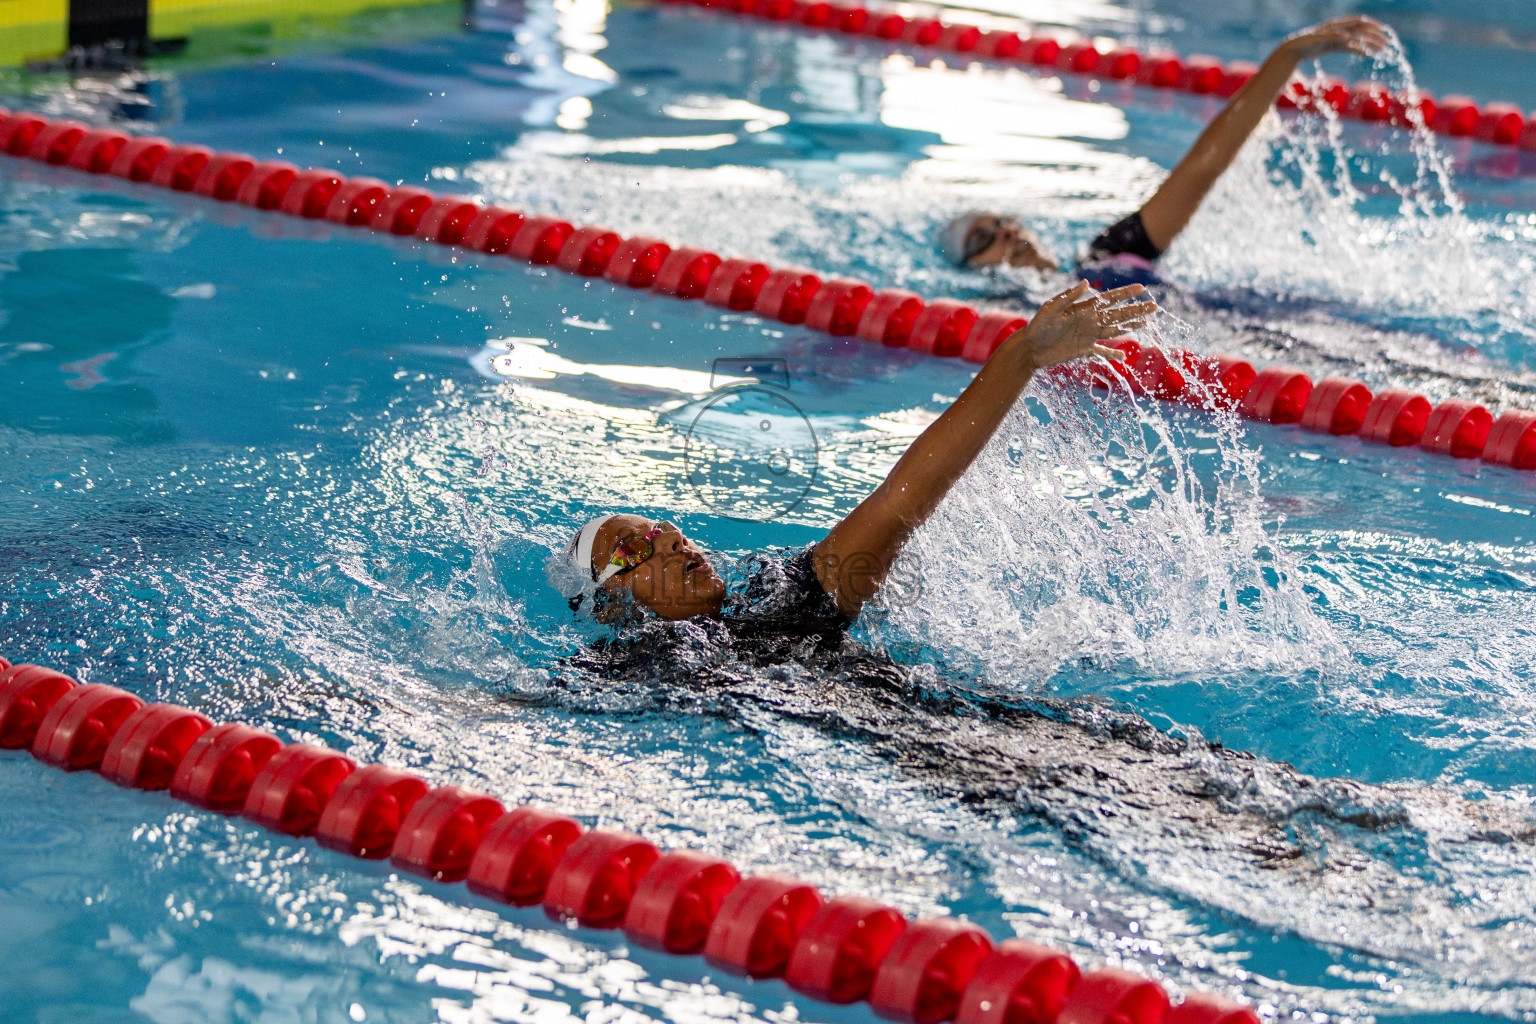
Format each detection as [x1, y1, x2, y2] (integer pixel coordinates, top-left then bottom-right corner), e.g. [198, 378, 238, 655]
[939, 16, 1392, 281]
[560, 280, 1154, 625]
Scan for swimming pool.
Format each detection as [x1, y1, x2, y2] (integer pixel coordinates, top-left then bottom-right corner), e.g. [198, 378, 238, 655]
[2, 0, 1535, 1020]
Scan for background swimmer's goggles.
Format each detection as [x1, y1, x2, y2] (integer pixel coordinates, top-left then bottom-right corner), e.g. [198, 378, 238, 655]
[593, 522, 672, 586]
[963, 215, 1021, 263]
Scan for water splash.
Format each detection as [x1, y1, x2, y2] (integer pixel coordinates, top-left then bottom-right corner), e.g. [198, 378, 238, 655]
[1163, 36, 1536, 370]
[871, 345, 1343, 690]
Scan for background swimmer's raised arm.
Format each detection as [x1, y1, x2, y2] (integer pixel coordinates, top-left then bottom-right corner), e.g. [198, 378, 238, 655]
[1136, 16, 1391, 254]
[812, 282, 1155, 618]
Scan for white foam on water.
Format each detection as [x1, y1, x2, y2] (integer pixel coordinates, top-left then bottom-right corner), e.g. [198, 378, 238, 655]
[867, 344, 1344, 688]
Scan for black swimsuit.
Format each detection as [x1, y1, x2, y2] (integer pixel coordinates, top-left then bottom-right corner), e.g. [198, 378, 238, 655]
[1085, 210, 1164, 264]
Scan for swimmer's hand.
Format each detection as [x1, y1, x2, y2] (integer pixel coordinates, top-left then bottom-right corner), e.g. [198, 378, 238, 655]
[1279, 16, 1392, 63]
[1008, 281, 1157, 371]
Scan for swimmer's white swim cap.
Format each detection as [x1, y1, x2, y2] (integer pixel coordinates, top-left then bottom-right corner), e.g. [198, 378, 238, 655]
[567, 514, 618, 583]
[939, 210, 988, 266]
[550, 514, 619, 613]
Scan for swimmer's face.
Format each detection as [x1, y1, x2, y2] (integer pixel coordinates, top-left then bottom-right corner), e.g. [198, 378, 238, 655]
[961, 213, 1059, 272]
[591, 514, 725, 622]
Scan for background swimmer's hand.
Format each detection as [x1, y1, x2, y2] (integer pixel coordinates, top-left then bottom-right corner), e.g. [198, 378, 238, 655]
[1280, 16, 1392, 63]
[1010, 281, 1158, 371]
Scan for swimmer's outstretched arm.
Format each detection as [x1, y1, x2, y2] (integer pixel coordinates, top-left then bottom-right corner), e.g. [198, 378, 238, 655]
[812, 282, 1155, 618]
[1136, 16, 1391, 253]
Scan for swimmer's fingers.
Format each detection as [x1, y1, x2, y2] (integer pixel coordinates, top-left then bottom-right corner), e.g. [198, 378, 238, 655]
[1097, 299, 1158, 323]
[1285, 16, 1392, 60]
[1067, 283, 1142, 315]
[1042, 280, 1093, 318]
[1345, 23, 1393, 56]
[1092, 344, 1127, 362]
[1092, 284, 1146, 307]
[1099, 320, 1152, 339]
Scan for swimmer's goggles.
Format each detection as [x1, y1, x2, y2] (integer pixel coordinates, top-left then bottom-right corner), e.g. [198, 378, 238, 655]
[963, 215, 1021, 264]
[593, 522, 673, 586]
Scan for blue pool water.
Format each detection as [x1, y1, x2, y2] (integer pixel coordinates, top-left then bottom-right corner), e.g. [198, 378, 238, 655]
[3, 1, 1536, 1021]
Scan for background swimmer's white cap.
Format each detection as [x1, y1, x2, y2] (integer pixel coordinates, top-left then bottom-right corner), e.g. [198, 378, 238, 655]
[939, 209, 987, 266]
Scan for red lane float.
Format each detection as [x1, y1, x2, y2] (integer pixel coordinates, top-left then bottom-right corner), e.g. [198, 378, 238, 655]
[1430, 95, 1480, 137]
[858, 289, 927, 347]
[1483, 411, 1536, 470]
[242, 743, 356, 836]
[0, 112, 48, 155]
[673, 0, 1533, 148]
[416, 195, 482, 246]
[26, 120, 88, 165]
[1020, 38, 1060, 67]
[754, 268, 822, 323]
[623, 849, 742, 953]
[235, 161, 300, 210]
[316, 763, 431, 859]
[1240, 366, 1313, 425]
[1136, 53, 1184, 89]
[1420, 400, 1492, 459]
[1091, 338, 1142, 392]
[1475, 104, 1526, 146]
[107, 136, 170, 181]
[0, 664, 77, 750]
[65, 128, 130, 173]
[1177, 354, 1256, 409]
[557, 226, 623, 276]
[654, 246, 723, 299]
[705, 872, 825, 978]
[100, 703, 213, 790]
[1055, 43, 1101, 76]
[30, 683, 144, 771]
[705, 258, 772, 310]
[6, 115, 1531, 475]
[1217, 61, 1257, 97]
[805, 278, 875, 336]
[149, 144, 213, 192]
[279, 169, 345, 218]
[961, 311, 1026, 364]
[957, 940, 1081, 1024]
[604, 236, 672, 288]
[372, 185, 435, 236]
[870, 918, 994, 1024]
[463, 206, 526, 254]
[510, 215, 575, 264]
[980, 31, 1024, 61]
[1, 645, 1271, 1024]
[391, 785, 506, 882]
[1179, 56, 1224, 95]
[1127, 347, 1188, 401]
[191, 152, 255, 201]
[1059, 969, 1170, 1024]
[468, 806, 584, 905]
[1360, 390, 1432, 447]
[170, 723, 284, 813]
[1166, 994, 1261, 1024]
[908, 300, 979, 357]
[543, 829, 661, 927]
[1300, 377, 1372, 436]
[324, 176, 391, 226]
[786, 895, 908, 1003]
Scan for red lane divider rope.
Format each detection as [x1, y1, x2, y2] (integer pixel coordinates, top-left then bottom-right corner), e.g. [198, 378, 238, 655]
[657, 0, 1536, 150]
[1, 109, 1533, 471]
[0, 656, 1258, 1024]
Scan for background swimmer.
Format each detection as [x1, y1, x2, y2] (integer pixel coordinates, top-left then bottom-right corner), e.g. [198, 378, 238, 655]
[940, 16, 1393, 279]
[561, 281, 1155, 626]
